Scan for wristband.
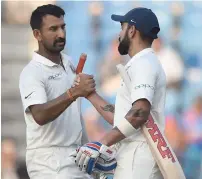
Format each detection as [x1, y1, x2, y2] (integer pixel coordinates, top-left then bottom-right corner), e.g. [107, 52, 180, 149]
[116, 119, 137, 137]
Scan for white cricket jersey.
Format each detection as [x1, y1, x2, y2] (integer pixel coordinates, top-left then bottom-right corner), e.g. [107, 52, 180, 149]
[114, 48, 166, 141]
[19, 52, 82, 149]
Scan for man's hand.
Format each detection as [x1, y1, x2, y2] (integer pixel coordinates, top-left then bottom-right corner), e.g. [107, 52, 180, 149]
[72, 75, 80, 87]
[71, 73, 96, 98]
[75, 142, 117, 175]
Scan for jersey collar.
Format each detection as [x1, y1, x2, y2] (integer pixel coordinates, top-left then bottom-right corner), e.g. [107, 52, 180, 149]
[125, 48, 154, 69]
[32, 52, 68, 67]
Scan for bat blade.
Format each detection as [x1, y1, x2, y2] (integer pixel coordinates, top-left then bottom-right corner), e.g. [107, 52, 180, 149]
[116, 64, 186, 179]
[76, 53, 87, 74]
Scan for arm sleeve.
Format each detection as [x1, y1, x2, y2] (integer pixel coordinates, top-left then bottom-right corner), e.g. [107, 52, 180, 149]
[19, 71, 47, 113]
[129, 59, 157, 105]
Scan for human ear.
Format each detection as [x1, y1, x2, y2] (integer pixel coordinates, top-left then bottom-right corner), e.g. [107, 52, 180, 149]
[128, 25, 136, 38]
[33, 29, 42, 42]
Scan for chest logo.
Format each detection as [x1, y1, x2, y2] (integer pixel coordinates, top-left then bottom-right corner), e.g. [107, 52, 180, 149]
[48, 72, 62, 80]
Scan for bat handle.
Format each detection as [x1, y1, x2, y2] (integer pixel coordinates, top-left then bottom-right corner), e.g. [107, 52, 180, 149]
[76, 53, 87, 74]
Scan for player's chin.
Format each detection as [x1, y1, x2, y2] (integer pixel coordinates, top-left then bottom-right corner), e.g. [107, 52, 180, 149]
[54, 45, 65, 52]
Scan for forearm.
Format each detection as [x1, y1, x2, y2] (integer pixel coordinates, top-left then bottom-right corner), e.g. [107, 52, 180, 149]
[30, 88, 79, 125]
[87, 92, 114, 125]
[100, 99, 151, 146]
[99, 127, 125, 146]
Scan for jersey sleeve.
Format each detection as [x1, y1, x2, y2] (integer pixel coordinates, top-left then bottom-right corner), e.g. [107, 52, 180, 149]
[19, 70, 47, 113]
[129, 59, 157, 105]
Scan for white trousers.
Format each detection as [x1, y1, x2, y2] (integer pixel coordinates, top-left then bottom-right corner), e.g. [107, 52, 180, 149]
[26, 146, 92, 179]
[113, 141, 163, 179]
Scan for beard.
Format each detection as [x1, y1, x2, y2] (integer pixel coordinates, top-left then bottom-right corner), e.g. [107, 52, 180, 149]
[52, 37, 66, 52]
[118, 33, 130, 55]
[42, 38, 66, 54]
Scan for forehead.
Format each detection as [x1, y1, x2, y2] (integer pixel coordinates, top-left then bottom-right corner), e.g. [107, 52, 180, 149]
[42, 15, 64, 27]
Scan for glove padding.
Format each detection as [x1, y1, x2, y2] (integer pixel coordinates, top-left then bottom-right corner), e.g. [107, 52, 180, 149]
[93, 157, 117, 174]
[75, 142, 117, 174]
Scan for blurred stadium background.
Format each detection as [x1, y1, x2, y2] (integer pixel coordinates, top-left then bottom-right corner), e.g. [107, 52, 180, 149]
[1, 1, 202, 179]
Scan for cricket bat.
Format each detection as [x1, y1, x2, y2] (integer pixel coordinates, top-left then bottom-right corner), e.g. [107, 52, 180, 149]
[116, 64, 186, 179]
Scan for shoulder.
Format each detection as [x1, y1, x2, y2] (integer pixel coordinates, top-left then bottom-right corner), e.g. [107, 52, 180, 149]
[61, 53, 73, 64]
[19, 60, 44, 84]
[131, 55, 159, 73]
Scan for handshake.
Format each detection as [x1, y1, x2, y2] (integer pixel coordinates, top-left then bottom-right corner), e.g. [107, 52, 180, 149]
[70, 73, 96, 99]
[71, 67, 117, 175]
[74, 142, 118, 176]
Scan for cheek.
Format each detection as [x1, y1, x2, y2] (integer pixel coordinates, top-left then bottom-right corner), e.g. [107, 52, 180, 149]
[119, 31, 124, 41]
[42, 34, 55, 44]
[119, 29, 127, 42]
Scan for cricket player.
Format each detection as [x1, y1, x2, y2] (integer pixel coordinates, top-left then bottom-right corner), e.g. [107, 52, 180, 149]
[75, 7, 166, 179]
[19, 4, 96, 179]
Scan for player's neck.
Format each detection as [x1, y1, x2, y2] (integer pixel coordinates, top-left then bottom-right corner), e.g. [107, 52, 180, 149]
[37, 47, 61, 64]
[128, 41, 151, 58]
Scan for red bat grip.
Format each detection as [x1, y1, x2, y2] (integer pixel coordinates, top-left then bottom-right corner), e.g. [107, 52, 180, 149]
[76, 53, 87, 74]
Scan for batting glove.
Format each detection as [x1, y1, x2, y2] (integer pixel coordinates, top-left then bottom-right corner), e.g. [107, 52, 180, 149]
[93, 157, 117, 174]
[75, 142, 116, 174]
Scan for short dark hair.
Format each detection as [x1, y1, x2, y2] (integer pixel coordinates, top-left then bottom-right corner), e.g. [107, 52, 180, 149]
[30, 4, 65, 30]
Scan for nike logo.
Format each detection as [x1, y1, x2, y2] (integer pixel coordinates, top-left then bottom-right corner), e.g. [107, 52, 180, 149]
[25, 92, 34, 99]
[131, 19, 136, 23]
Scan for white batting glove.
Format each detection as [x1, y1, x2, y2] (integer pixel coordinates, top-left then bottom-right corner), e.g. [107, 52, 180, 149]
[93, 157, 117, 174]
[93, 143, 120, 175]
[75, 142, 117, 175]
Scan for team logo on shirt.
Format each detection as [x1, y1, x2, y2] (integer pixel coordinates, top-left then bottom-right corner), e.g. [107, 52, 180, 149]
[134, 84, 154, 90]
[48, 72, 62, 80]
